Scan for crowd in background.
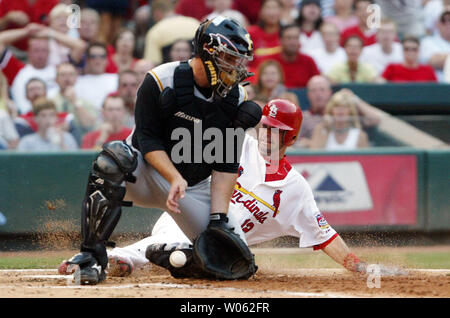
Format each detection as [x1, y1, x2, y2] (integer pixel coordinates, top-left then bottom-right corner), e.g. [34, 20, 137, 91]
[0, 0, 449, 152]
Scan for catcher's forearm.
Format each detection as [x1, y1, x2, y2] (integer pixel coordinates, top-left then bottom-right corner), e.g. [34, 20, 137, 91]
[322, 235, 363, 272]
[210, 170, 238, 214]
[144, 150, 183, 183]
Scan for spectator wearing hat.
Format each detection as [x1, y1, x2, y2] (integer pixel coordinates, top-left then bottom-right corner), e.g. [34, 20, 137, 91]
[143, 0, 199, 66]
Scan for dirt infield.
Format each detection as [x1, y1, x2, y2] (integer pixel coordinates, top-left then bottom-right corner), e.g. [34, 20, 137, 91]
[1, 247, 449, 298]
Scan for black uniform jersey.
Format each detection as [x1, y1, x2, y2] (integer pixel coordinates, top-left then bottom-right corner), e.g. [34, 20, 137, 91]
[130, 61, 248, 186]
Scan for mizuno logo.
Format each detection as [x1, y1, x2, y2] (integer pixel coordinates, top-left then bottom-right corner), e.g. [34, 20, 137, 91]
[205, 60, 218, 85]
[174, 111, 201, 124]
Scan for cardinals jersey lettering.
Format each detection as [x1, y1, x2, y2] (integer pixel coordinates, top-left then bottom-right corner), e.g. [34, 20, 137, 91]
[228, 135, 337, 248]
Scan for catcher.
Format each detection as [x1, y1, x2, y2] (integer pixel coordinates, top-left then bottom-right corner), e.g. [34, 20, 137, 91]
[103, 99, 373, 279]
[58, 16, 262, 284]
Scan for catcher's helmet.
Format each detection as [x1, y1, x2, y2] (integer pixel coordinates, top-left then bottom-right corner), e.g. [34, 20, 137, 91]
[193, 16, 253, 98]
[260, 99, 303, 146]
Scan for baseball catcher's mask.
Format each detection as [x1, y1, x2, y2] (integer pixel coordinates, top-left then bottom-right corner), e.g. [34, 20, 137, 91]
[194, 16, 254, 98]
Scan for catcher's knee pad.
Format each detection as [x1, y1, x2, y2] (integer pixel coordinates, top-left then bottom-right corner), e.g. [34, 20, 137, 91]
[81, 141, 138, 269]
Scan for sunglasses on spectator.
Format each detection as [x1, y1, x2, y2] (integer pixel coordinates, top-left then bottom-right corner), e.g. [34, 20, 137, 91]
[403, 46, 418, 52]
[88, 54, 107, 59]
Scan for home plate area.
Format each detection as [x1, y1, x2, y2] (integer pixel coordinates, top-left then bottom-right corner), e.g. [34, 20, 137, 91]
[1, 266, 449, 298]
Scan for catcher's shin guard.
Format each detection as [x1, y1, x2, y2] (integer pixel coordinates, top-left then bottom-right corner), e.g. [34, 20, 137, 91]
[77, 141, 137, 278]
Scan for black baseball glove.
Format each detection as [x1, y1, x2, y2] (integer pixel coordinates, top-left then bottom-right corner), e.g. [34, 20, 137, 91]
[192, 213, 258, 280]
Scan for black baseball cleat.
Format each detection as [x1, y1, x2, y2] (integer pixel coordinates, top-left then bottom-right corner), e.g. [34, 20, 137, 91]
[58, 252, 106, 285]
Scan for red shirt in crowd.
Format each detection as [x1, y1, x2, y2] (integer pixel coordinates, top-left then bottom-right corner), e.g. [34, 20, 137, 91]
[263, 52, 320, 88]
[175, 0, 212, 21]
[340, 25, 377, 47]
[382, 64, 438, 82]
[0, 49, 25, 85]
[247, 24, 281, 69]
[81, 127, 132, 149]
[232, 0, 263, 25]
[0, 0, 59, 50]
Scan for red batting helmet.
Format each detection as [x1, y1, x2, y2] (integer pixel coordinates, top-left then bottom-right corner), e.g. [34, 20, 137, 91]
[260, 99, 303, 146]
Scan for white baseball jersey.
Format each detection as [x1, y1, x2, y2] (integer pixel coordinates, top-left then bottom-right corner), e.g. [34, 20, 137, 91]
[108, 134, 337, 267]
[228, 134, 337, 248]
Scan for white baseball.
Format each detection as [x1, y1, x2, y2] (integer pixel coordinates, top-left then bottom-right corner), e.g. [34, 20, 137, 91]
[169, 250, 187, 268]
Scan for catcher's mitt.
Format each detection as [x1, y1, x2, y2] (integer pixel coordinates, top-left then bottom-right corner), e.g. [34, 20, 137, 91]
[192, 213, 257, 280]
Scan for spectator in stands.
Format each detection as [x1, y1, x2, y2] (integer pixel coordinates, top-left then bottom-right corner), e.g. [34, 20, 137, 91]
[74, 43, 118, 110]
[0, 24, 55, 114]
[144, 0, 199, 66]
[325, 0, 358, 32]
[47, 4, 88, 67]
[17, 97, 78, 152]
[204, 0, 249, 27]
[0, 108, 18, 149]
[296, 75, 380, 148]
[296, 0, 324, 55]
[0, 72, 19, 149]
[133, 59, 155, 86]
[279, 0, 299, 25]
[52, 63, 97, 142]
[317, 0, 337, 18]
[254, 59, 286, 103]
[327, 35, 380, 84]
[308, 22, 347, 74]
[264, 24, 320, 88]
[375, 0, 425, 38]
[129, 4, 151, 59]
[420, 10, 450, 81]
[15, 77, 72, 138]
[175, 0, 213, 22]
[81, 96, 132, 150]
[309, 89, 369, 150]
[247, 0, 283, 69]
[167, 39, 193, 63]
[340, 0, 377, 47]
[382, 36, 438, 82]
[360, 19, 403, 75]
[0, 0, 59, 51]
[233, 0, 263, 25]
[423, 0, 450, 36]
[114, 69, 139, 128]
[106, 28, 138, 74]
[79, 8, 101, 44]
[85, 0, 130, 45]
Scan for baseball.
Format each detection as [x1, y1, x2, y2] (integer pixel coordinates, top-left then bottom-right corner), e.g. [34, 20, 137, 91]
[169, 250, 187, 268]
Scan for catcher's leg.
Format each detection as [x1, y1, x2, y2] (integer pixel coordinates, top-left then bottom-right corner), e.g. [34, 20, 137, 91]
[60, 141, 137, 284]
